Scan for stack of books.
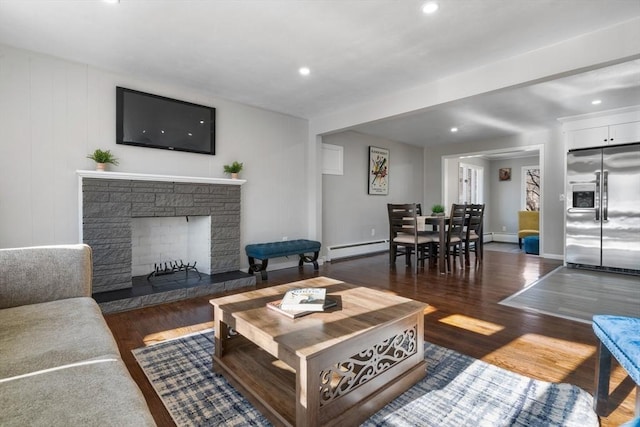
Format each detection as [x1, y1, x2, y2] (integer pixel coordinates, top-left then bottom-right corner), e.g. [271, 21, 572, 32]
[267, 287, 337, 319]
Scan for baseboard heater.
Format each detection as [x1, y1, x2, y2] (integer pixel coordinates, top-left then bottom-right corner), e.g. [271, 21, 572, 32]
[326, 240, 389, 261]
[491, 232, 518, 244]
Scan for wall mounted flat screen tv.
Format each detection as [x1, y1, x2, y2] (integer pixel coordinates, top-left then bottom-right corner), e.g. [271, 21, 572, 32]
[116, 87, 215, 155]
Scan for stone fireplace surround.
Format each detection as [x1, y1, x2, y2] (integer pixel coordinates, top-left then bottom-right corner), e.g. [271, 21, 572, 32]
[77, 170, 256, 312]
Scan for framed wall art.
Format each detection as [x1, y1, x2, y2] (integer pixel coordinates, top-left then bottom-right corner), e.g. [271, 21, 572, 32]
[499, 167, 512, 181]
[368, 146, 389, 195]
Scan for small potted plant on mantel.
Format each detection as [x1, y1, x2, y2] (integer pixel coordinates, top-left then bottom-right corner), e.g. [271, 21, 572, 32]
[431, 204, 445, 216]
[87, 149, 119, 172]
[223, 161, 243, 179]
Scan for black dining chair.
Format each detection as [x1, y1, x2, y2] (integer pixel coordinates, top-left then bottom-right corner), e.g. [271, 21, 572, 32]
[387, 203, 433, 274]
[464, 204, 485, 267]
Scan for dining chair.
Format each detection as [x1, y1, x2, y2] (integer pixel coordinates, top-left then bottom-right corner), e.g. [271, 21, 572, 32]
[387, 203, 433, 274]
[430, 203, 466, 271]
[464, 204, 485, 267]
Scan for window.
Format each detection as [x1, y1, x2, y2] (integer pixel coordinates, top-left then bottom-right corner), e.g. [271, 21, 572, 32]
[458, 163, 484, 204]
[522, 165, 540, 211]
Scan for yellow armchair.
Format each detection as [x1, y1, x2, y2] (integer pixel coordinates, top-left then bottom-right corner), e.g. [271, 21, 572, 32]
[518, 211, 539, 249]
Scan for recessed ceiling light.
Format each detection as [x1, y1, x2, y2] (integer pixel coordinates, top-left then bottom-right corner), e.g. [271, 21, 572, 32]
[422, 2, 439, 14]
[103, 0, 119, 4]
[591, 99, 602, 105]
[299, 67, 311, 76]
[450, 127, 459, 133]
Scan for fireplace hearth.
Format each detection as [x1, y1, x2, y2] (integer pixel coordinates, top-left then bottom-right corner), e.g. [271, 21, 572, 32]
[93, 270, 255, 314]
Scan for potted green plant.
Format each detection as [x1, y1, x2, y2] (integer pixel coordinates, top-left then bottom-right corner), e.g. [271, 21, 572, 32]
[431, 204, 445, 216]
[223, 161, 243, 179]
[87, 149, 119, 171]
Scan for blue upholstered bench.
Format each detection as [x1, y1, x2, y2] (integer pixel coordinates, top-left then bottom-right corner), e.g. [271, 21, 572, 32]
[523, 235, 539, 255]
[245, 239, 321, 280]
[592, 315, 640, 418]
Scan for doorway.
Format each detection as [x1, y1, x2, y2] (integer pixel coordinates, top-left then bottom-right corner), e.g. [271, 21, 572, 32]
[458, 162, 484, 204]
[443, 145, 543, 249]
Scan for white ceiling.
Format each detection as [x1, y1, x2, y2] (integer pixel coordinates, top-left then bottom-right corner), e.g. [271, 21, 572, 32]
[0, 0, 639, 148]
[351, 59, 640, 147]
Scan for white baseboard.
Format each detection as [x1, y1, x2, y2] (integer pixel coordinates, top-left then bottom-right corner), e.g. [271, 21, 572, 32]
[491, 233, 519, 244]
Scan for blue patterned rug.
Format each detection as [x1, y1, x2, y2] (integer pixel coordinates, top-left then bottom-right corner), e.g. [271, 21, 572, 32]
[132, 330, 598, 426]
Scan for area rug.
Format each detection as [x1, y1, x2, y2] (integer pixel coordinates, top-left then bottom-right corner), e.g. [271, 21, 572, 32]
[132, 330, 598, 427]
[500, 266, 640, 323]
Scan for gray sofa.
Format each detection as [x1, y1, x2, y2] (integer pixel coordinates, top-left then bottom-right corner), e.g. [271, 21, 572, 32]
[0, 244, 156, 426]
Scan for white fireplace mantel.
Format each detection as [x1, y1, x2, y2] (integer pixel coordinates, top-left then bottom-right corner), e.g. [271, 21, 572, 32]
[76, 170, 246, 185]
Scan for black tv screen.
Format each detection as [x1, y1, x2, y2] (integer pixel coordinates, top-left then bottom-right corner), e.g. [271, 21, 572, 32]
[116, 87, 215, 155]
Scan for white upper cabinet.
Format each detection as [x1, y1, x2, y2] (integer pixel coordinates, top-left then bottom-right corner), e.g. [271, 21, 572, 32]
[610, 121, 640, 145]
[567, 121, 640, 150]
[567, 126, 609, 150]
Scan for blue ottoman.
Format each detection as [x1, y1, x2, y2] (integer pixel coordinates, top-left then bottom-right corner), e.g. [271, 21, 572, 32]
[523, 236, 539, 255]
[592, 315, 640, 417]
[245, 239, 321, 280]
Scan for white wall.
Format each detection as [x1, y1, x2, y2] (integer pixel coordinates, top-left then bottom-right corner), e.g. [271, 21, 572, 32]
[0, 44, 309, 269]
[321, 131, 423, 249]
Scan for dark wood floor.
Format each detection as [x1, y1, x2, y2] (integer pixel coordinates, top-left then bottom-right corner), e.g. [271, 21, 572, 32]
[104, 250, 636, 426]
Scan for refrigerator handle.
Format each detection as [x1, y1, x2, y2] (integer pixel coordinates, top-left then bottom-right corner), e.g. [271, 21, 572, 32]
[595, 172, 600, 221]
[603, 171, 608, 221]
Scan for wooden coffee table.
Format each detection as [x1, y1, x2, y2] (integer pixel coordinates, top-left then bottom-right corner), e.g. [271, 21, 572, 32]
[210, 276, 427, 427]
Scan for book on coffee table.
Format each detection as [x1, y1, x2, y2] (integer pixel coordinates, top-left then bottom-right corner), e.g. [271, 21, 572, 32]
[280, 287, 327, 311]
[267, 297, 337, 319]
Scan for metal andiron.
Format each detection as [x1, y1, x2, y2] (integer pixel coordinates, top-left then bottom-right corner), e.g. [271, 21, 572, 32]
[147, 260, 201, 280]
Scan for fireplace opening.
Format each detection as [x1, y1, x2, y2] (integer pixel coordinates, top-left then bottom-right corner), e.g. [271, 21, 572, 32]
[131, 215, 212, 285]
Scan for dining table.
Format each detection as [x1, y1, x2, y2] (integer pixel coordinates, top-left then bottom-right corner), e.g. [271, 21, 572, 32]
[417, 215, 448, 273]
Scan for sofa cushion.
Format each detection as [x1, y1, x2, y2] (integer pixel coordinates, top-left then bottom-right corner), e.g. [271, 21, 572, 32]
[0, 297, 119, 379]
[0, 358, 156, 426]
[0, 244, 92, 308]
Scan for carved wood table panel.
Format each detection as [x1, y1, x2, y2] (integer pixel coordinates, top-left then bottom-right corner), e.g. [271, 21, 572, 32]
[210, 276, 427, 427]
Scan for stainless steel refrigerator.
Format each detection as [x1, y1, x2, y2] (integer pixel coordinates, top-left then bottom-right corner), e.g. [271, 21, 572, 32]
[566, 143, 640, 273]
